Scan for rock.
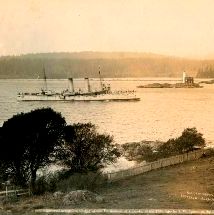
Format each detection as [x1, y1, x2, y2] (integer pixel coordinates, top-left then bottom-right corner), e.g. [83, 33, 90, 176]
[53, 191, 64, 198]
[63, 190, 104, 205]
[95, 195, 104, 203]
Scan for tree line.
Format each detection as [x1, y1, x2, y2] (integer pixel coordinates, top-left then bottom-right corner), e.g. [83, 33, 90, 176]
[0, 52, 211, 78]
[196, 65, 214, 78]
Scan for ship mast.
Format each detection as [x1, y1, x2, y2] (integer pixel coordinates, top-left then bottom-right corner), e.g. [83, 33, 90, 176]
[99, 66, 103, 90]
[43, 65, 48, 91]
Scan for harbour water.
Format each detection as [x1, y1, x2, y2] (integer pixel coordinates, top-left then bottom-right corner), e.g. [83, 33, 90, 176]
[0, 78, 214, 147]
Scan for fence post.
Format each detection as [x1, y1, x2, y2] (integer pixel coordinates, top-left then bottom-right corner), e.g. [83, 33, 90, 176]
[5, 185, 8, 198]
[14, 186, 17, 196]
[108, 173, 111, 181]
[28, 185, 32, 197]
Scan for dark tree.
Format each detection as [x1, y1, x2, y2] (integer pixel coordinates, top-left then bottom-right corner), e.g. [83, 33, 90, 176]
[58, 123, 120, 173]
[156, 127, 205, 158]
[174, 127, 205, 153]
[0, 108, 66, 190]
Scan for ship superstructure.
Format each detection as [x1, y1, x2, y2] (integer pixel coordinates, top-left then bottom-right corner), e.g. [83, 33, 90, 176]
[17, 68, 140, 102]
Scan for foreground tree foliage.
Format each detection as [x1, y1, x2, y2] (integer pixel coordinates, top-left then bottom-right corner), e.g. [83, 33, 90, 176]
[0, 108, 66, 191]
[57, 123, 121, 173]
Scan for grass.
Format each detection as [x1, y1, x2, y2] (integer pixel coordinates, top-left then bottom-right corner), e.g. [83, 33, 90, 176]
[1, 154, 214, 214]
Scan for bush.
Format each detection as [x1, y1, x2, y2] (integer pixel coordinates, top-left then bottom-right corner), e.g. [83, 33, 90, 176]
[122, 142, 157, 162]
[156, 138, 178, 159]
[200, 148, 214, 158]
[56, 172, 108, 192]
[33, 170, 108, 195]
[33, 173, 59, 195]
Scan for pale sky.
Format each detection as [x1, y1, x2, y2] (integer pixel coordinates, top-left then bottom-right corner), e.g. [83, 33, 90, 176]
[0, 0, 214, 58]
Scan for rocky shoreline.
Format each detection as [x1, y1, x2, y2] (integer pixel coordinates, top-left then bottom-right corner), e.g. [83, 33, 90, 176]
[199, 79, 214, 84]
[137, 82, 202, 88]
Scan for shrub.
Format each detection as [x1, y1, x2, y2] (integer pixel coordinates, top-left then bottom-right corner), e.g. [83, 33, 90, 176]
[33, 173, 59, 195]
[122, 142, 157, 162]
[33, 170, 107, 195]
[56, 172, 108, 192]
[156, 138, 178, 159]
[201, 148, 214, 157]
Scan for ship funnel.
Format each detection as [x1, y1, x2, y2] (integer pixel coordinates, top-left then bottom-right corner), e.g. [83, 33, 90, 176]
[68, 78, 74, 92]
[85, 78, 91, 92]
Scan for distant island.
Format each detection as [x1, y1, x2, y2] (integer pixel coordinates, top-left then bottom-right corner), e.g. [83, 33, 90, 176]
[137, 82, 202, 88]
[199, 79, 214, 84]
[0, 52, 214, 79]
[137, 72, 202, 88]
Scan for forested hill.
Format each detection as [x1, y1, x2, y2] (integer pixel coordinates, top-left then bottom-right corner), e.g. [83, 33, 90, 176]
[0, 52, 214, 79]
[196, 66, 214, 78]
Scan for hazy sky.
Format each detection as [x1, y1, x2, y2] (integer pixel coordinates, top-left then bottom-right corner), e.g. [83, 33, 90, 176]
[0, 0, 214, 58]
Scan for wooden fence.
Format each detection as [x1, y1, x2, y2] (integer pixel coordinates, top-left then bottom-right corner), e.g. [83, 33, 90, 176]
[106, 149, 204, 182]
[0, 188, 29, 198]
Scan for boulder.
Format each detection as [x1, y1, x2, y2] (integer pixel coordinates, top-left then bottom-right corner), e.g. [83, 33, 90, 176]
[63, 190, 104, 205]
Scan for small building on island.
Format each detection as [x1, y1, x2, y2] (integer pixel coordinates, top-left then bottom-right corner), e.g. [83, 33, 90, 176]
[182, 71, 194, 85]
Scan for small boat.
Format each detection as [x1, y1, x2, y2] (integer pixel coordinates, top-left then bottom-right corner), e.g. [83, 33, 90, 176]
[17, 68, 140, 102]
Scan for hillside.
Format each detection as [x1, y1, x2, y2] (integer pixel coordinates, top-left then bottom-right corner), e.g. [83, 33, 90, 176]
[196, 66, 214, 78]
[1, 155, 214, 214]
[0, 52, 214, 79]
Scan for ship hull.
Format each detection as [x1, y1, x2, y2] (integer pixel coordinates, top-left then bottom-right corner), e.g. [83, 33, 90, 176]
[17, 94, 140, 102]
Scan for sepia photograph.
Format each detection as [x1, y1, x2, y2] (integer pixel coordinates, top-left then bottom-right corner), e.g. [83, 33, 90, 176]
[0, 0, 214, 214]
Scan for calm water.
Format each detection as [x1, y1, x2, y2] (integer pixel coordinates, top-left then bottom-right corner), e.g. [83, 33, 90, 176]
[0, 78, 214, 147]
